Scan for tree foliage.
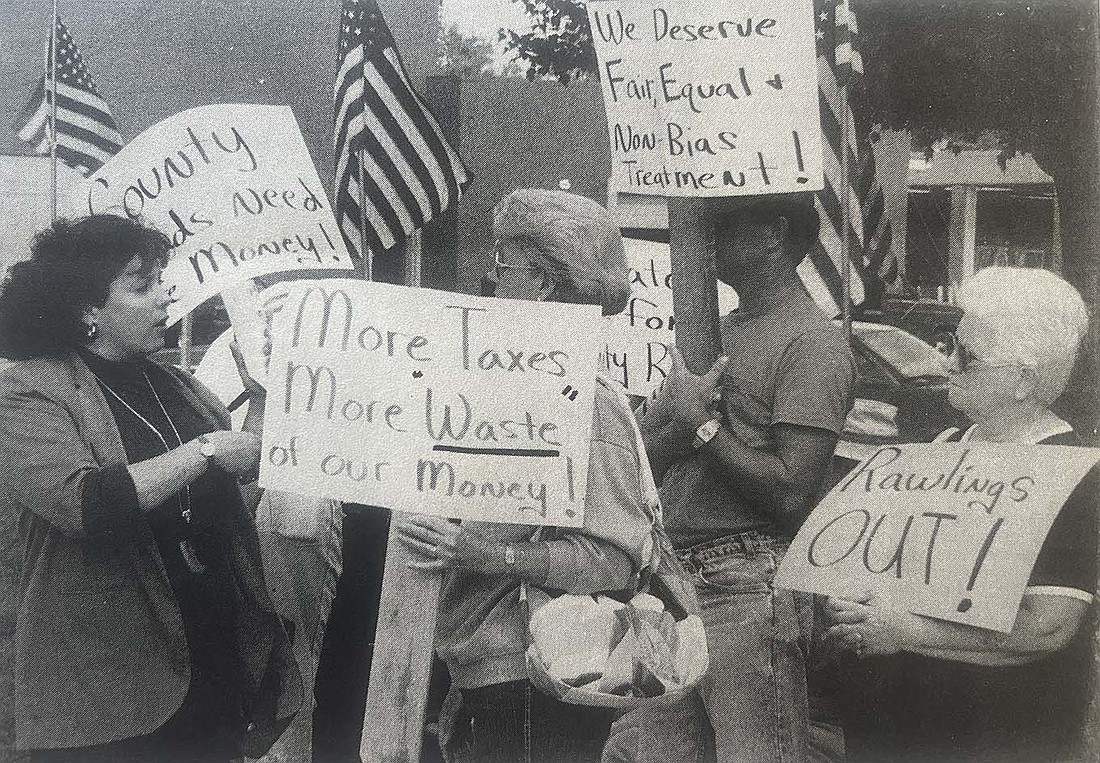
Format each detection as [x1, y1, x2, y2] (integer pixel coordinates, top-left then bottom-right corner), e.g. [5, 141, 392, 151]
[439, 24, 498, 77]
[855, 0, 1097, 163]
[499, 0, 594, 82]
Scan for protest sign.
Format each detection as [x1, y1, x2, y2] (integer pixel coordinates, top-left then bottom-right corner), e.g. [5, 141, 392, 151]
[65, 104, 354, 323]
[775, 443, 1100, 632]
[587, 0, 823, 197]
[601, 237, 739, 395]
[259, 279, 605, 527]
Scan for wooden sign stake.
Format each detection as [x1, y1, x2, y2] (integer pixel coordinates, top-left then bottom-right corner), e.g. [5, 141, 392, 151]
[360, 231, 441, 763]
[359, 526, 442, 763]
[669, 198, 723, 373]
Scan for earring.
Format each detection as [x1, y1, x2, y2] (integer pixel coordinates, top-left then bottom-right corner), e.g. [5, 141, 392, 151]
[86, 322, 97, 340]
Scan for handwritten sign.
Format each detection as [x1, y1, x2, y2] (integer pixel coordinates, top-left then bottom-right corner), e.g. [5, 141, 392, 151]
[775, 444, 1100, 632]
[587, 0, 823, 197]
[259, 279, 605, 527]
[64, 105, 353, 323]
[600, 237, 739, 395]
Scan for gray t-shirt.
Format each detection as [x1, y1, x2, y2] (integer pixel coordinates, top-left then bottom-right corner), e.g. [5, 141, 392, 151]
[657, 293, 855, 548]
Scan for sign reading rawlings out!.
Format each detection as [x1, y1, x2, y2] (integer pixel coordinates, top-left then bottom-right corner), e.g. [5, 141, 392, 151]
[775, 443, 1100, 632]
[65, 104, 354, 324]
[260, 279, 605, 527]
[588, 0, 823, 197]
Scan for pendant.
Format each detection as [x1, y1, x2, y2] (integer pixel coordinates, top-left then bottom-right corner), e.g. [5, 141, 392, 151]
[179, 539, 207, 574]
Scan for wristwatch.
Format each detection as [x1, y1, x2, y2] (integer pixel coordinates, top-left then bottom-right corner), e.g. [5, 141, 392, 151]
[692, 418, 722, 449]
[197, 434, 216, 463]
[504, 544, 518, 568]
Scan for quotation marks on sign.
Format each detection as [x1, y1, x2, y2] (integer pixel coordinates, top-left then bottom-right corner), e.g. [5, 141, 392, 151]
[765, 74, 783, 90]
[413, 370, 423, 379]
[561, 385, 579, 401]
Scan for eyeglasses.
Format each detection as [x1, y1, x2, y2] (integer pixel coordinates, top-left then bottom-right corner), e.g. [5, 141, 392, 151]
[954, 343, 1019, 374]
[493, 248, 539, 281]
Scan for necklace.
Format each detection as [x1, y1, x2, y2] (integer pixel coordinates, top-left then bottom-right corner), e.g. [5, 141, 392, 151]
[91, 365, 206, 574]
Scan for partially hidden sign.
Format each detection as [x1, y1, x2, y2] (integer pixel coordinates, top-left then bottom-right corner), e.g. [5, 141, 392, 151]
[775, 444, 1100, 632]
[601, 237, 739, 395]
[259, 279, 605, 527]
[587, 0, 823, 197]
[65, 104, 354, 323]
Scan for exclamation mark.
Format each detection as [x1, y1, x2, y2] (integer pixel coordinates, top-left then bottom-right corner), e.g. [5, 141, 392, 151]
[793, 131, 808, 184]
[957, 518, 1004, 612]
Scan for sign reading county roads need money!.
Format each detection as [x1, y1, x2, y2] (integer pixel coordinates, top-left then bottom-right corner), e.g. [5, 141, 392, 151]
[66, 104, 353, 324]
[600, 237, 739, 395]
[587, 0, 824, 197]
[775, 443, 1100, 632]
[260, 279, 606, 527]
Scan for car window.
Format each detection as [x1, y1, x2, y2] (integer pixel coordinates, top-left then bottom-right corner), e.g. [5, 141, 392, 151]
[854, 325, 949, 379]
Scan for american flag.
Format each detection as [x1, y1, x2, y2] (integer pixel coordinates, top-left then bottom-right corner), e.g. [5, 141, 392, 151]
[799, 0, 898, 316]
[13, 17, 123, 176]
[334, 0, 469, 259]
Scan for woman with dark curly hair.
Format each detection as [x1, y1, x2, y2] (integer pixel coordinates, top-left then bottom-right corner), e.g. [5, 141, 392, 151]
[0, 215, 301, 762]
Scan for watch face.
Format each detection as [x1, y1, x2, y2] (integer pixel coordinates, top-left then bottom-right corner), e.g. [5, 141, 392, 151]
[697, 419, 720, 442]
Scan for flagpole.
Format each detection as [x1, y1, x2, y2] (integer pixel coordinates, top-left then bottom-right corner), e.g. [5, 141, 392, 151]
[357, 150, 372, 281]
[48, 3, 58, 222]
[356, 12, 372, 283]
[839, 81, 852, 342]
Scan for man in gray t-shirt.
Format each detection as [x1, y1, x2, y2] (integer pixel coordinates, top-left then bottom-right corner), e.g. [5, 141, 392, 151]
[608, 194, 855, 763]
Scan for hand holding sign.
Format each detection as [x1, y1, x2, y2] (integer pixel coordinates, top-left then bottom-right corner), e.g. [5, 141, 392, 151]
[825, 592, 908, 657]
[666, 347, 728, 430]
[396, 515, 500, 572]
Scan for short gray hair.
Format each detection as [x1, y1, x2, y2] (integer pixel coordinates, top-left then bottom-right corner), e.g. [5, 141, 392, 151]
[956, 266, 1089, 406]
[492, 189, 630, 316]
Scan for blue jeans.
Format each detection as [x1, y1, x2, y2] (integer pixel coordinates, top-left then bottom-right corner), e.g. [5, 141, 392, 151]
[605, 533, 816, 763]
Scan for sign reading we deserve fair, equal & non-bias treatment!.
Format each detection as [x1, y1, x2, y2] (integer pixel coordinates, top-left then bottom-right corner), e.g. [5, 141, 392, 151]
[775, 443, 1100, 632]
[587, 0, 824, 197]
[64, 104, 354, 323]
[259, 280, 605, 527]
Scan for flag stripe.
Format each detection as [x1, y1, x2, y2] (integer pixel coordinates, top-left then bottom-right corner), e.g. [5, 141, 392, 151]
[333, 0, 468, 262]
[382, 48, 466, 201]
[49, 84, 120, 133]
[359, 66, 441, 218]
[13, 16, 122, 176]
[46, 112, 122, 155]
[804, 0, 909, 316]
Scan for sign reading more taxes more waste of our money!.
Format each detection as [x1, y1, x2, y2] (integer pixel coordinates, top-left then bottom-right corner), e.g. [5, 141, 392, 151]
[587, 0, 824, 197]
[67, 104, 354, 324]
[260, 279, 606, 527]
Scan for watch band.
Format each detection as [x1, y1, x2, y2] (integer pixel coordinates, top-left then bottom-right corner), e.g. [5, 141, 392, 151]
[692, 418, 722, 449]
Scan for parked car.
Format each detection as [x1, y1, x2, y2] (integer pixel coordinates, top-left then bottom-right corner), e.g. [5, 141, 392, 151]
[837, 320, 967, 461]
[866, 297, 963, 355]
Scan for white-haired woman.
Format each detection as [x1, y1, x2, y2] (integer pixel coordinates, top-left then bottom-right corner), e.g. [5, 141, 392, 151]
[395, 190, 655, 763]
[827, 266, 1096, 762]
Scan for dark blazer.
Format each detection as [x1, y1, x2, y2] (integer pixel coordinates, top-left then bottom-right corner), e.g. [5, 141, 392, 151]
[0, 351, 302, 753]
